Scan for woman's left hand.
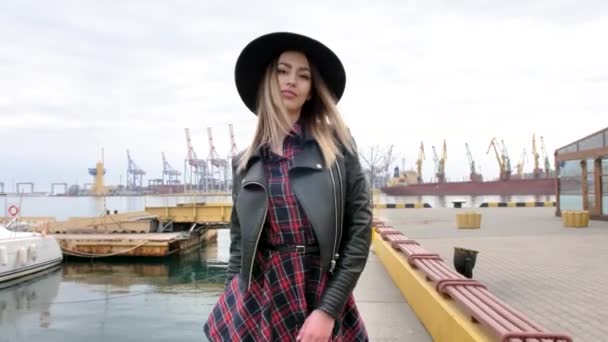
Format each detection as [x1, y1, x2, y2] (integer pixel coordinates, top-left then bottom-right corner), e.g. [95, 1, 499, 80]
[296, 309, 335, 342]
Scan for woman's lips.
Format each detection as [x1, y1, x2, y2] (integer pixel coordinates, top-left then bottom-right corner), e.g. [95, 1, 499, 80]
[281, 90, 297, 99]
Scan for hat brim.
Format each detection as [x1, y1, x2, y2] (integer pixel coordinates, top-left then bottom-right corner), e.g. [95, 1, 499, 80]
[234, 32, 346, 114]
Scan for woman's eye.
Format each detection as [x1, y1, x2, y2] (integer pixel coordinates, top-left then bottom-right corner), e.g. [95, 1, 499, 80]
[299, 74, 310, 80]
[278, 69, 287, 74]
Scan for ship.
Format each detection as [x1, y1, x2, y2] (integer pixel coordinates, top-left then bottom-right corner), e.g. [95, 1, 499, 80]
[380, 137, 556, 196]
[380, 177, 556, 196]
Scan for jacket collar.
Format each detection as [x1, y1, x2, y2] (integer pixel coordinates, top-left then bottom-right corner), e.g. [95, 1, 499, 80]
[240, 121, 325, 187]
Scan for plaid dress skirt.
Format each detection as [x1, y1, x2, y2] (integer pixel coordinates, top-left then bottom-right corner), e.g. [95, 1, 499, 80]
[204, 128, 368, 341]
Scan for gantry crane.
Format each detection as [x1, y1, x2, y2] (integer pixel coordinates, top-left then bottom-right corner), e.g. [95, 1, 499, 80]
[532, 134, 543, 179]
[515, 149, 529, 178]
[162, 152, 181, 185]
[415, 141, 425, 184]
[126, 149, 146, 191]
[229, 124, 239, 159]
[207, 127, 228, 191]
[466, 143, 483, 182]
[487, 138, 511, 181]
[184, 128, 206, 191]
[541, 136, 551, 178]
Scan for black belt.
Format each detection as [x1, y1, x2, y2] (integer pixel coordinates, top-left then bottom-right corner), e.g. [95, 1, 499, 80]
[264, 244, 320, 255]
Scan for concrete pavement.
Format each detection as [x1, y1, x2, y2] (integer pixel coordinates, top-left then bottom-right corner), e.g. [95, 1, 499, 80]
[377, 207, 608, 342]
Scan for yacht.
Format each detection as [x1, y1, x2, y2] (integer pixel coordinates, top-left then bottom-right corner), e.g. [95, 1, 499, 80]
[0, 220, 63, 286]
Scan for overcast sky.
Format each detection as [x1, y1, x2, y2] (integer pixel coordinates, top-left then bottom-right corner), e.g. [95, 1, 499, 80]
[1, 0, 606, 191]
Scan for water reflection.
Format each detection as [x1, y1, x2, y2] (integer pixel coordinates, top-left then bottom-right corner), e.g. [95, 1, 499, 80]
[0, 268, 61, 330]
[62, 247, 228, 288]
[0, 246, 226, 342]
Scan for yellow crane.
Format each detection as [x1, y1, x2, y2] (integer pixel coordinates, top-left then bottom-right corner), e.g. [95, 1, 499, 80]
[515, 148, 529, 178]
[416, 141, 425, 184]
[487, 138, 511, 181]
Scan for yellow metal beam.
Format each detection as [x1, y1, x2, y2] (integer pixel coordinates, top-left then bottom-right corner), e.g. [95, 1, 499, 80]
[372, 230, 493, 341]
[145, 203, 232, 223]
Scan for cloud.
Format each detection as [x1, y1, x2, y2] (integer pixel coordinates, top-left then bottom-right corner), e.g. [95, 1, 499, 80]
[0, 0, 607, 190]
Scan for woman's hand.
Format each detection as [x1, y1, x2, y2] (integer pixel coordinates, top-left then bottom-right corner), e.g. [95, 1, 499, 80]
[296, 309, 335, 342]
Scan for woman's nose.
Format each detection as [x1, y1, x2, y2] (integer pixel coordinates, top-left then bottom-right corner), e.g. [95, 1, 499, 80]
[286, 72, 296, 85]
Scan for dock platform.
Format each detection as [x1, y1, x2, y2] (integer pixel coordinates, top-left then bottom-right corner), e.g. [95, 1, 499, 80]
[54, 230, 217, 258]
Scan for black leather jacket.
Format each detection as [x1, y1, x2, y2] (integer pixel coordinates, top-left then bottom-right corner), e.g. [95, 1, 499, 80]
[226, 131, 372, 320]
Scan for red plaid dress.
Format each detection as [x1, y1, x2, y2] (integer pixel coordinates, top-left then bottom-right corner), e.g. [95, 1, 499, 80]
[204, 123, 368, 341]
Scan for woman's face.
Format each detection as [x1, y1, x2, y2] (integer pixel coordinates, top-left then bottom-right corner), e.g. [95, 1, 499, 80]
[276, 51, 312, 115]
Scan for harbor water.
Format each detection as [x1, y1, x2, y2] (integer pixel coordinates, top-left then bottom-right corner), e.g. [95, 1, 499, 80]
[1, 195, 232, 342]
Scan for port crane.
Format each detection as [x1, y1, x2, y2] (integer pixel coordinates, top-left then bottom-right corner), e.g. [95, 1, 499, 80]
[466, 143, 483, 182]
[415, 142, 425, 183]
[541, 136, 551, 178]
[184, 128, 207, 191]
[515, 149, 529, 178]
[532, 134, 543, 179]
[162, 152, 181, 185]
[501, 140, 512, 176]
[432, 140, 447, 183]
[126, 149, 146, 190]
[229, 124, 239, 159]
[487, 138, 511, 181]
[207, 127, 228, 191]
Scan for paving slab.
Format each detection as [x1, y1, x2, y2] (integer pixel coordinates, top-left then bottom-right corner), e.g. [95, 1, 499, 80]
[378, 207, 608, 342]
[355, 252, 431, 341]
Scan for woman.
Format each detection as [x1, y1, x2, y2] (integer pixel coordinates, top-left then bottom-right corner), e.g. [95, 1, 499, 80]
[204, 32, 372, 342]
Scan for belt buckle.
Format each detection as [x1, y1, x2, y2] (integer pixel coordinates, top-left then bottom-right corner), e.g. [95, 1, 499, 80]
[295, 245, 306, 255]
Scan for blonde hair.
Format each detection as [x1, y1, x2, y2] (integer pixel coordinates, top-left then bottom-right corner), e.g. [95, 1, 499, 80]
[238, 55, 355, 171]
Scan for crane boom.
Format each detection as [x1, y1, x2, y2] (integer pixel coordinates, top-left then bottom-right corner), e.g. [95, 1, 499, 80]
[229, 124, 238, 158]
[516, 149, 529, 177]
[541, 136, 551, 177]
[487, 137, 511, 180]
[416, 142, 425, 183]
[466, 143, 476, 174]
[432, 146, 439, 174]
[500, 140, 512, 173]
[486, 138, 503, 171]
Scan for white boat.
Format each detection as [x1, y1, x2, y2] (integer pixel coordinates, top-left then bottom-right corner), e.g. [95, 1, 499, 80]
[0, 221, 63, 286]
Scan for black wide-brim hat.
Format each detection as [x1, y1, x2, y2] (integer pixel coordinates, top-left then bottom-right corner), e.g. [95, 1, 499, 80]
[234, 32, 346, 114]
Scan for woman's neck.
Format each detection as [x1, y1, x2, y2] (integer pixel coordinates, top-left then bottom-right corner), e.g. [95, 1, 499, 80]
[287, 110, 301, 127]
[271, 111, 301, 156]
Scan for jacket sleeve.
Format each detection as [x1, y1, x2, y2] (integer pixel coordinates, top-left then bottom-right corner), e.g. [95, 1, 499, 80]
[317, 143, 372, 319]
[225, 156, 242, 287]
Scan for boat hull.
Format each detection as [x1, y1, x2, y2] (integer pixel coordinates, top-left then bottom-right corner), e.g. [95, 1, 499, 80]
[0, 230, 63, 285]
[381, 178, 556, 196]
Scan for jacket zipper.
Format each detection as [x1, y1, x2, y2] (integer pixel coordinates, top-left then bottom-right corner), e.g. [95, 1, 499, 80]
[335, 162, 344, 247]
[242, 181, 268, 291]
[329, 166, 339, 273]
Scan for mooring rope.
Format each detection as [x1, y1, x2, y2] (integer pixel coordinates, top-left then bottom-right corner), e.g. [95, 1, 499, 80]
[60, 240, 148, 258]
